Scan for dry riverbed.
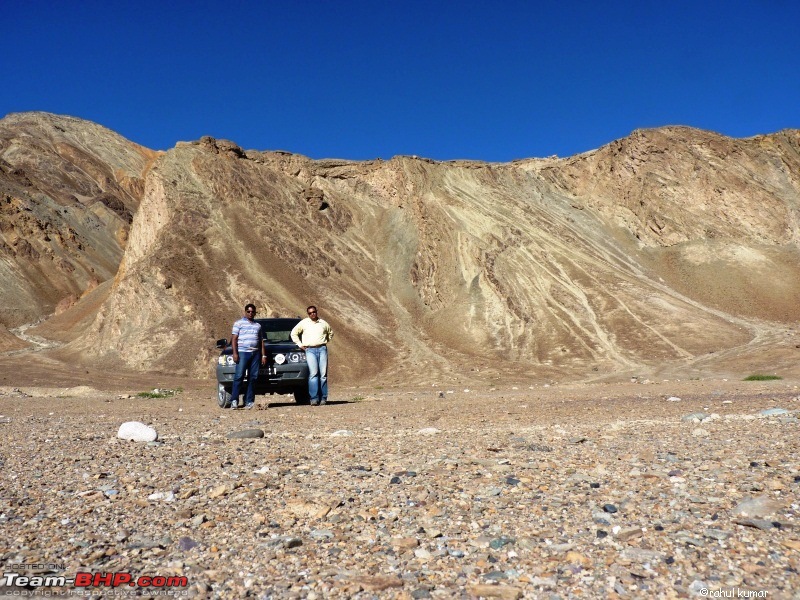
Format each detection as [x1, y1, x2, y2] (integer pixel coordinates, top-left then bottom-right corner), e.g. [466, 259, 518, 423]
[1, 377, 799, 598]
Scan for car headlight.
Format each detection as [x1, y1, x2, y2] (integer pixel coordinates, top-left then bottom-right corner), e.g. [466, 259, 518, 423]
[218, 356, 235, 366]
[288, 352, 305, 363]
[273, 353, 286, 365]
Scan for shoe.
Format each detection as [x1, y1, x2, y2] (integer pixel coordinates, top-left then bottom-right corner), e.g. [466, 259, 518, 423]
[310, 401, 320, 406]
[244, 403, 255, 410]
[230, 403, 238, 410]
[319, 399, 327, 406]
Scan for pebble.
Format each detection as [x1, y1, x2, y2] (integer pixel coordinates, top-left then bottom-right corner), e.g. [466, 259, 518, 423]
[178, 536, 199, 550]
[417, 427, 440, 435]
[681, 412, 709, 422]
[467, 584, 522, 599]
[225, 428, 264, 439]
[733, 518, 780, 531]
[621, 548, 665, 563]
[489, 536, 515, 549]
[732, 496, 783, 518]
[147, 491, 176, 502]
[615, 527, 642, 541]
[704, 528, 732, 541]
[760, 408, 789, 416]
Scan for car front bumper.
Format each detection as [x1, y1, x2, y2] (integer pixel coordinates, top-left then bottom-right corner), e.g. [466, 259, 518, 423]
[216, 363, 309, 392]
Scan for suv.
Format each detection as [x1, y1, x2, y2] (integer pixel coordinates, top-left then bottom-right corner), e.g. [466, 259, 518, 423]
[215, 317, 310, 407]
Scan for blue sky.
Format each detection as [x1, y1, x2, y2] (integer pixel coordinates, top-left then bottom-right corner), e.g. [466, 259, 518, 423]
[4, 1, 799, 161]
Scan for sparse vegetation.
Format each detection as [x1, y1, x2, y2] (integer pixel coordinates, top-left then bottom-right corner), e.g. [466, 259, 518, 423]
[137, 388, 181, 398]
[351, 395, 365, 403]
[743, 374, 782, 381]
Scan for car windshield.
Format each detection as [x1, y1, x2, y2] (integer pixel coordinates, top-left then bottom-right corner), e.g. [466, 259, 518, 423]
[257, 318, 301, 344]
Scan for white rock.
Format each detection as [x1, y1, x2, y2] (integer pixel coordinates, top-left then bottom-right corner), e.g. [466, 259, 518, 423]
[148, 491, 176, 502]
[330, 430, 353, 437]
[117, 421, 158, 442]
[667, 396, 682, 402]
[417, 427, 440, 435]
[760, 408, 789, 417]
[733, 496, 783, 518]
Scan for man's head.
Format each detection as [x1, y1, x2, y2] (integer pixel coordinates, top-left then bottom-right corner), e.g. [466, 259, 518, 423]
[306, 305, 318, 321]
[244, 304, 257, 320]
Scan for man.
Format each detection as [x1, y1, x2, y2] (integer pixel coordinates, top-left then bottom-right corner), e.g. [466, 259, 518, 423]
[291, 305, 334, 406]
[230, 303, 266, 409]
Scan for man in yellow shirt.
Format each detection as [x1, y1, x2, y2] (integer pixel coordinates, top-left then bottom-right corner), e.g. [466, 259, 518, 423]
[291, 305, 334, 406]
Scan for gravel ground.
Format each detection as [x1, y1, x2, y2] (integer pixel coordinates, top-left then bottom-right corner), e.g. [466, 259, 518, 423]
[1, 378, 799, 599]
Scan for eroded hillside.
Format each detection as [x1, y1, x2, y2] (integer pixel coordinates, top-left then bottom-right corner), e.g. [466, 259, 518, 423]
[536, 127, 800, 321]
[43, 126, 800, 384]
[0, 112, 157, 349]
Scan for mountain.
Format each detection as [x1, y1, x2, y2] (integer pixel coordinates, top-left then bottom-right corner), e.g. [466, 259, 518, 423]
[1, 112, 799, 382]
[0, 111, 157, 350]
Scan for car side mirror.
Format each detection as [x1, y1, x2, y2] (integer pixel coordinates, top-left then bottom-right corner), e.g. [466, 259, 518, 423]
[215, 338, 227, 349]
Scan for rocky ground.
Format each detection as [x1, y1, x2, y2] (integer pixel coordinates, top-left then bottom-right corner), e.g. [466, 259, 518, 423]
[1, 373, 799, 599]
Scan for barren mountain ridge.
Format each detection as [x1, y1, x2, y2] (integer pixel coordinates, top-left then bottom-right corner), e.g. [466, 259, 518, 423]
[1, 112, 799, 384]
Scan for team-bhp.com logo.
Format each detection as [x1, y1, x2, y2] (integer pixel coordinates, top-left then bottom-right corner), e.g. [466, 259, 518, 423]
[3, 570, 188, 592]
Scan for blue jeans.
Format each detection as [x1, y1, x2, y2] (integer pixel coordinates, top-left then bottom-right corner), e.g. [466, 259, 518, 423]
[306, 346, 328, 403]
[231, 351, 261, 407]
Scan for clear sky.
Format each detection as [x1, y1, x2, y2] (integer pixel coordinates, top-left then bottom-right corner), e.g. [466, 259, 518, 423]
[4, 1, 799, 161]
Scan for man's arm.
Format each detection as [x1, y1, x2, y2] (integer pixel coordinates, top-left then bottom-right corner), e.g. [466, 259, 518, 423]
[290, 321, 305, 349]
[231, 334, 240, 364]
[259, 326, 266, 364]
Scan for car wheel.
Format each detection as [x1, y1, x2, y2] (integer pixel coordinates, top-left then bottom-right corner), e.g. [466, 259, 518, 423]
[217, 383, 233, 408]
[293, 387, 311, 405]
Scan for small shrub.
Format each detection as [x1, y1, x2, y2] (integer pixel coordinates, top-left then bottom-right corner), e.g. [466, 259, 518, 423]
[743, 374, 782, 381]
[351, 395, 365, 403]
[137, 388, 180, 398]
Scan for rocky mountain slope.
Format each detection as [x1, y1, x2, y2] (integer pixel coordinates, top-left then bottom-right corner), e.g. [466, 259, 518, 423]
[0, 112, 157, 349]
[1, 112, 798, 383]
